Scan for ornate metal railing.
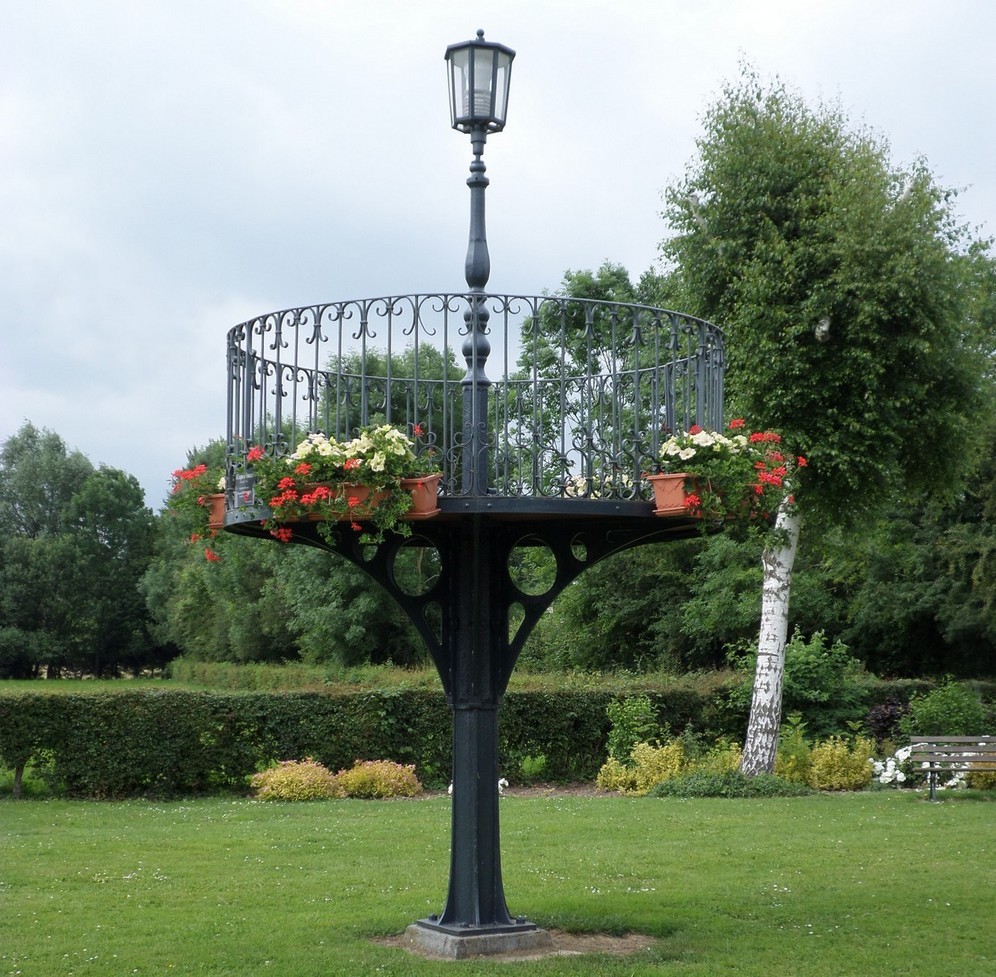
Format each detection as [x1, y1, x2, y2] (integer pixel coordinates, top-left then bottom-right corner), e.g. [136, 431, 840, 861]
[225, 291, 724, 502]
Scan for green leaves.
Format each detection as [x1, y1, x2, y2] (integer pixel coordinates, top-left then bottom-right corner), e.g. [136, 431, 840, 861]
[661, 68, 994, 528]
[0, 423, 157, 677]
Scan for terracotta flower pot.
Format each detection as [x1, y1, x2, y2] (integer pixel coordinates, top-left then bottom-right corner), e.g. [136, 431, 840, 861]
[206, 493, 226, 531]
[646, 472, 690, 516]
[311, 483, 388, 520]
[402, 474, 442, 519]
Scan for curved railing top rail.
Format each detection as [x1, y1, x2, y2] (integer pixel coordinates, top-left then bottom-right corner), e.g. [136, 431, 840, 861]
[226, 291, 724, 503]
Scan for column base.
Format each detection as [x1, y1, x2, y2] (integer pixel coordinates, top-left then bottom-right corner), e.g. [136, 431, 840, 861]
[406, 919, 552, 959]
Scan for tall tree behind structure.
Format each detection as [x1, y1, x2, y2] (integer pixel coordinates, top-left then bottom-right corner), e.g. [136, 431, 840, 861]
[660, 68, 994, 772]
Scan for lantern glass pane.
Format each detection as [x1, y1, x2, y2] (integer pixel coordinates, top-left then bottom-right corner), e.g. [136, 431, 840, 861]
[448, 46, 471, 124]
[493, 56, 511, 124]
[471, 47, 495, 119]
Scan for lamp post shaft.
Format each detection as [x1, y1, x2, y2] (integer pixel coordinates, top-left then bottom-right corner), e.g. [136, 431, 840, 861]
[464, 127, 490, 291]
[461, 124, 492, 496]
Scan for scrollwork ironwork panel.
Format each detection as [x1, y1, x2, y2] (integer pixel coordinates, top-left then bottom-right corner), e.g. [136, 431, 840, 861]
[226, 292, 723, 499]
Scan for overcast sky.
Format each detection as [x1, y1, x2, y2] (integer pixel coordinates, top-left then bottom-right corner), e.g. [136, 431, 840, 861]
[3, 0, 994, 509]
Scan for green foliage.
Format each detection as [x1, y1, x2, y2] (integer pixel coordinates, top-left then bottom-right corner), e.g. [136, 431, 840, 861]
[900, 679, 987, 736]
[729, 630, 870, 737]
[629, 740, 686, 794]
[599, 736, 757, 795]
[662, 68, 993, 527]
[250, 757, 344, 800]
[0, 421, 93, 537]
[515, 262, 640, 377]
[593, 755, 636, 793]
[596, 739, 689, 795]
[0, 676, 978, 799]
[806, 736, 874, 791]
[605, 694, 660, 760]
[648, 771, 815, 798]
[694, 738, 744, 774]
[142, 536, 426, 669]
[334, 759, 422, 798]
[772, 714, 873, 790]
[774, 714, 812, 784]
[968, 769, 996, 790]
[518, 753, 548, 781]
[0, 422, 157, 677]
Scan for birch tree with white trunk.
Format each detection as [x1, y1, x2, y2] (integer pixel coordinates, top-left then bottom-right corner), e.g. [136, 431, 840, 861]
[658, 67, 991, 774]
[740, 502, 801, 775]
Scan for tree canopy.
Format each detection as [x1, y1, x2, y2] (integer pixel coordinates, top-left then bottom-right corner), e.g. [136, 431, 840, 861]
[0, 423, 156, 676]
[660, 67, 994, 524]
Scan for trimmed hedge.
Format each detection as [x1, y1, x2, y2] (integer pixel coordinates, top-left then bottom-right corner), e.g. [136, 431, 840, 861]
[0, 678, 948, 799]
[0, 685, 726, 798]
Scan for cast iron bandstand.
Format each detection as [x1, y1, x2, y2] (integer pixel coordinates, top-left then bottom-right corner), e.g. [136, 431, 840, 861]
[221, 31, 724, 958]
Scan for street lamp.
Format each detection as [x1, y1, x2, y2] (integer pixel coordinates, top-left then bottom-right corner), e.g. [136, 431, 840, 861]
[445, 30, 515, 495]
[445, 29, 515, 136]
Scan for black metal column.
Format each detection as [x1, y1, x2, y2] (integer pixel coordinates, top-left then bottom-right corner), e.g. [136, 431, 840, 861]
[417, 517, 530, 936]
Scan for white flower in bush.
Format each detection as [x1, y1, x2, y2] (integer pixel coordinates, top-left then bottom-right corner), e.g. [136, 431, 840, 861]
[871, 756, 907, 785]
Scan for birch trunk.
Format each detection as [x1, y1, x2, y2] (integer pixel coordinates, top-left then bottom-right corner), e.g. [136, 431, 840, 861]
[740, 501, 802, 776]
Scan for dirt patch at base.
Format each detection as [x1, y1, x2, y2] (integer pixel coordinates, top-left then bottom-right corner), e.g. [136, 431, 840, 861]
[375, 929, 656, 962]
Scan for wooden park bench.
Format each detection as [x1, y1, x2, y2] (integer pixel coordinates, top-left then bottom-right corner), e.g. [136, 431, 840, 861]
[907, 736, 996, 800]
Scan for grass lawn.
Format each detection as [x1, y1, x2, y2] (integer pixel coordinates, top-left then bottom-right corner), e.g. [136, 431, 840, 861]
[1, 791, 993, 975]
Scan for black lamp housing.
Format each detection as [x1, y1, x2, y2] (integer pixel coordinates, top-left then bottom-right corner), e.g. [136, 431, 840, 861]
[445, 29, 515, 133]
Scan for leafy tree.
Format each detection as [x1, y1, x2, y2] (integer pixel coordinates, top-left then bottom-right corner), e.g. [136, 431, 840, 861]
[62, 466, 156, 675]
[0, 422, 92, 538]
[833, 425, 996, 677]
[660, 68, 994, 771]
[524, 543, 700, 672]
[0, 423, 157, 676]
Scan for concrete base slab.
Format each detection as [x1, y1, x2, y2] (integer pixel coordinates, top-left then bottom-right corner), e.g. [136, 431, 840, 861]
[405, 921, 553, 959]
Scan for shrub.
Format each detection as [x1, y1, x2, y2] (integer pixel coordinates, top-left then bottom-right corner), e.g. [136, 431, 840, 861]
[519, 753, 548, 781]
[967, 769, 996, 790]
[696, 739, 743, 774]
[595, 756, 637, 793]
[900, 680, 986, 736]
[728, 630, 870, 737]
[631, 741, 686, 794]
[605, 695, 660, 760]
[335, 759, 422, 798]
[865, 697, 909, 746]
[774, 714, 812, 784]
[806, 736, 874, 791]
[251, 758, 344, 801]
[648, 771, 815, 798]
[596, 740, 685, 795]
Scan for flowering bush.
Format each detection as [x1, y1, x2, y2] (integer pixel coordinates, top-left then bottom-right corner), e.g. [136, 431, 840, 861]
[658, 419, 806, 521]
[251, 757, 345, 801]
[167, 462, 225, 561]
[872, 746, 911, 786]
[246, 424, 439, 545]
[334, 759, 422, 798]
